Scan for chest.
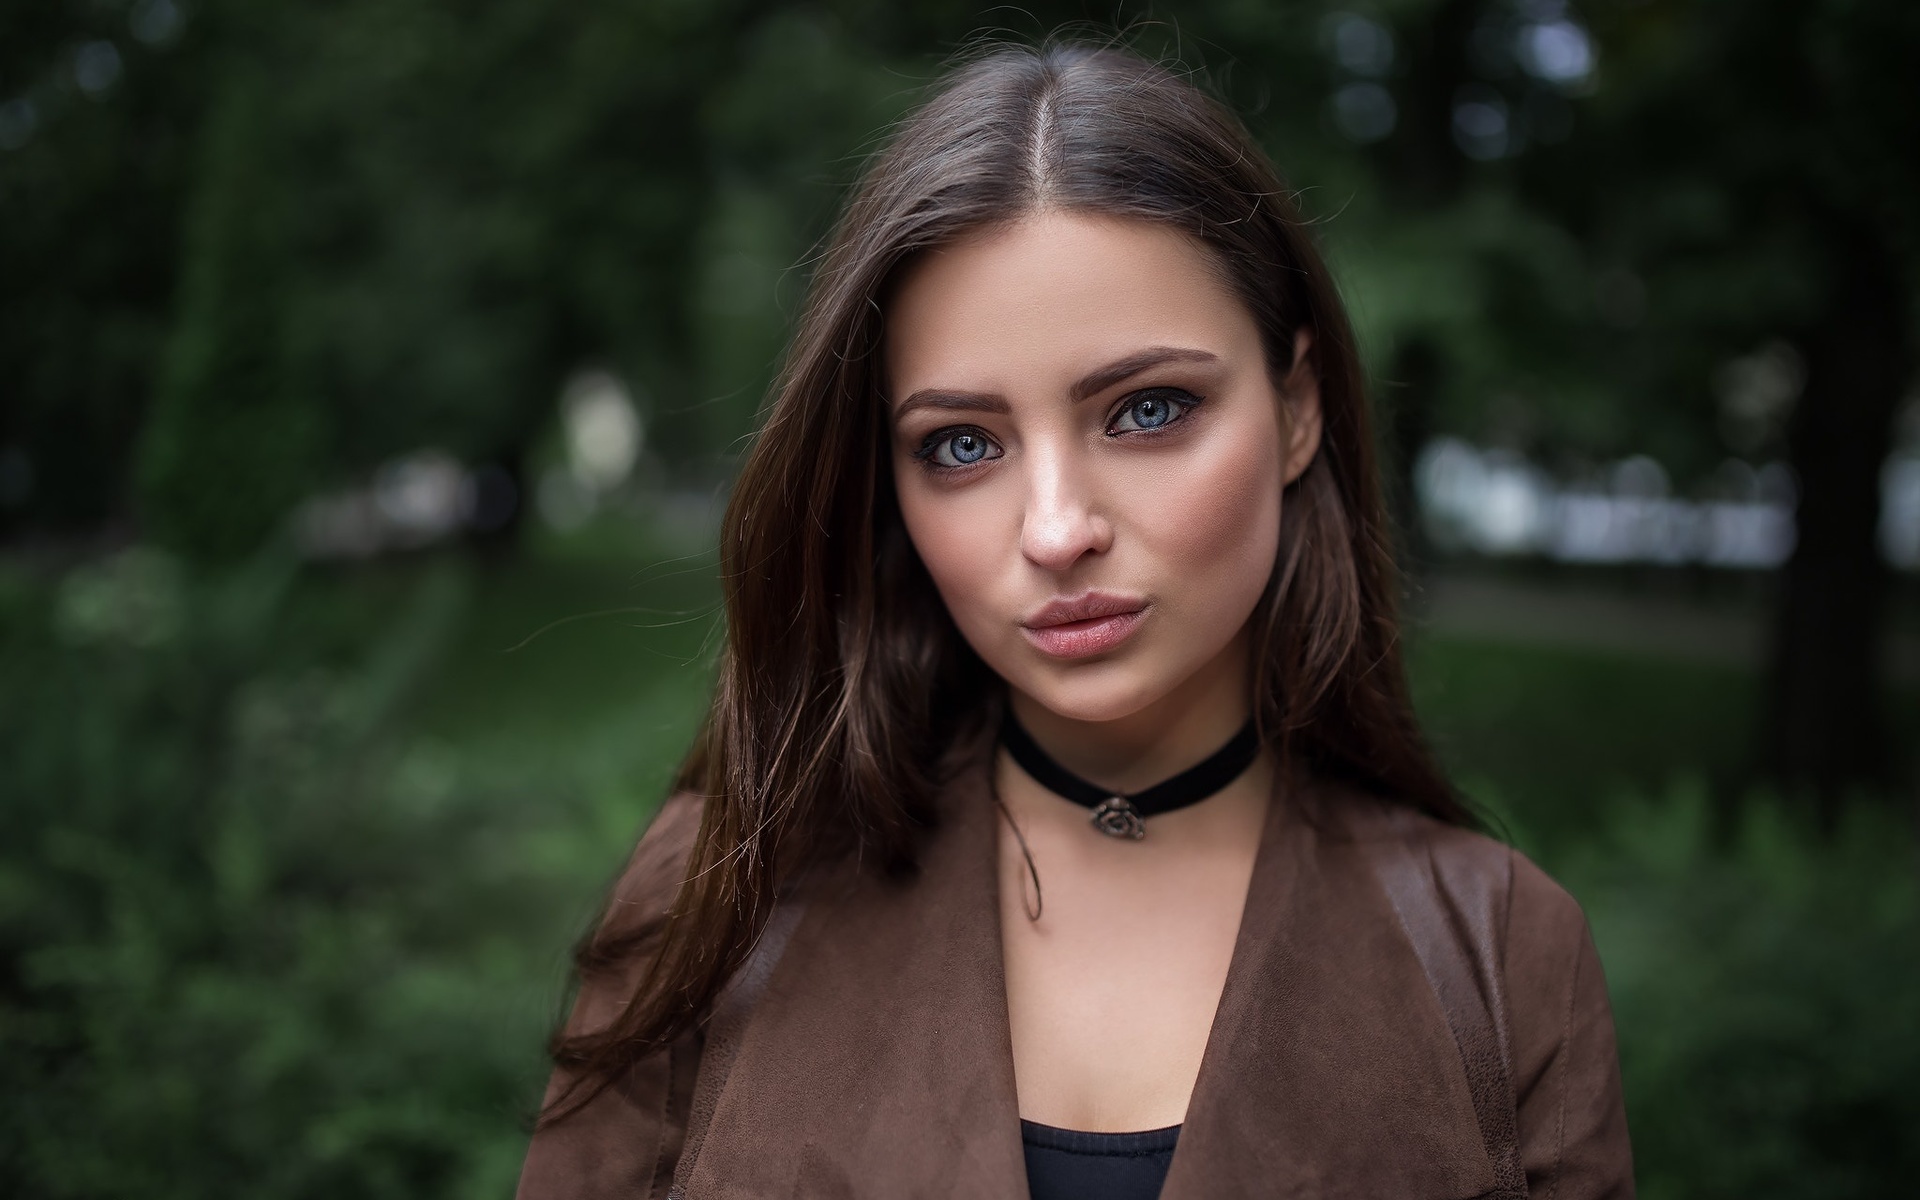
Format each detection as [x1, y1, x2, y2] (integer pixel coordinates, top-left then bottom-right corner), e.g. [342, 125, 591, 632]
[995, 794, 1263, 1132]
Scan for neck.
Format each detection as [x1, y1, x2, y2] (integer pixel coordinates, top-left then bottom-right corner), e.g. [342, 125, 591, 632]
[1006, 627, 1255, 796]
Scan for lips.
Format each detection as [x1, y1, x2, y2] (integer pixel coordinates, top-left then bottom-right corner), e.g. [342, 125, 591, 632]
[1020, 591, 1149, 659]
[1023, 591, 1148, 628]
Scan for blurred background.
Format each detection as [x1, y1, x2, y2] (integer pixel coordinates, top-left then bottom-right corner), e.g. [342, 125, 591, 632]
[3, 1, 1917, 1196]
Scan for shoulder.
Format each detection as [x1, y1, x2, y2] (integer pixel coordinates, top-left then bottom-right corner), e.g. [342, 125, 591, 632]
[607, 790, 705, 917]
[1333, 792, 1596, 982]
[1373, 813, 1632, 1192]
[577, 790, 705, 990]
[1318, 789, 1635, 1191]
[521, 792, 708, 1199]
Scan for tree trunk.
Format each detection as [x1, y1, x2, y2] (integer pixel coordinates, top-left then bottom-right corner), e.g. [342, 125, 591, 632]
[1762, 225, 1911, 814]
[1384, 337, 1441, 577]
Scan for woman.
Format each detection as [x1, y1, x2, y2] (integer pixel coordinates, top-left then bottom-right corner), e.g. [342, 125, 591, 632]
[518, 39, 1633, 1200]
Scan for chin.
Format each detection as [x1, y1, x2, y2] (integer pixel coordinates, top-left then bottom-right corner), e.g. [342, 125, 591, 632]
[1006, 659, 1171, 725]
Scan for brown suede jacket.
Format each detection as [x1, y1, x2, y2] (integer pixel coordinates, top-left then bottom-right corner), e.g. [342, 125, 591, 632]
[517, 760, 1635, 1199]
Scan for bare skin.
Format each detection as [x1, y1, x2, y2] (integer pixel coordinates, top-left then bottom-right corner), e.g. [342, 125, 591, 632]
[885, 211, 1322, 1133]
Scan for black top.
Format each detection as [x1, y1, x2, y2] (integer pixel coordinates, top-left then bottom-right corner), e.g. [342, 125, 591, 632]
[1020, 1120, 1181, 1200]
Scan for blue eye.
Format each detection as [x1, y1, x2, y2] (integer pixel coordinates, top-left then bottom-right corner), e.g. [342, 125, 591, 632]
[1108, 388, 1200, 434]
[916, 427, 1002, 469]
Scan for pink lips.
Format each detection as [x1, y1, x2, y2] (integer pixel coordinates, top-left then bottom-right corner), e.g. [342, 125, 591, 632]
[1019, 591, 1150, 660]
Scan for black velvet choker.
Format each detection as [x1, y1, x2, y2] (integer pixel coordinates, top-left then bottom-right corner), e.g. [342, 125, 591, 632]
[999, 712, 1262, 840]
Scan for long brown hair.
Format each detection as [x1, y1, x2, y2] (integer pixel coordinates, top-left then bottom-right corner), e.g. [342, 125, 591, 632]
[543, 37, 1470, 1121]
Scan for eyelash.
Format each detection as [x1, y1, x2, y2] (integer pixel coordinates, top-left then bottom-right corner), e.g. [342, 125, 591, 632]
[910, 387, 1205, 472]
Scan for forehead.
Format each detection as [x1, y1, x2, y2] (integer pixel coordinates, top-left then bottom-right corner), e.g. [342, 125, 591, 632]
[882, 211, 1258, 401]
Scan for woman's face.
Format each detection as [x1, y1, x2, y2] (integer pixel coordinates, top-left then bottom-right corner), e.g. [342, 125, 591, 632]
[884, 211, 1322, 726]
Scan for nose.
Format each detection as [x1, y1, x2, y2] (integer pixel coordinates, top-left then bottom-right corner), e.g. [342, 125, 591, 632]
[1020, 443, 1113, 571]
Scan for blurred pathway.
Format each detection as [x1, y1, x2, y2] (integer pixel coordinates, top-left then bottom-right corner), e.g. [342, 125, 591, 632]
[1413, 571, 1920, 687]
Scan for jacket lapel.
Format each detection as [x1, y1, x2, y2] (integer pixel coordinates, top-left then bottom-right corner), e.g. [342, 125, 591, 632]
[678, 762, 1027, 1199]
[1162, 782, 1497, 1199]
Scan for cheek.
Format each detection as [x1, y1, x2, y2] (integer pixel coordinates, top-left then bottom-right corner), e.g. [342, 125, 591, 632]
[894, 476, 1016, 639]
[1136, 418, 1284, 616]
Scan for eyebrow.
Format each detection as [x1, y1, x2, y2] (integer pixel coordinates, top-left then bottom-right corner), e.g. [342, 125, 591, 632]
[891, 345, 1221, 424]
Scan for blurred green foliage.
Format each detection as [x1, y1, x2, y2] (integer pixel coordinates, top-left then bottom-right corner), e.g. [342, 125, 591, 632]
[2, 537, 1914, 1196]
[0, 542, 714, 1197]
[7, 0, 1911, 546]
[1568, 788, 1920, 1200]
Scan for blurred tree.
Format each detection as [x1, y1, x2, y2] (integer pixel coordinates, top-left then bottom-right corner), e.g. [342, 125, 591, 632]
[6, 0, 770, 552]
[1535, 0, 1920, 806]
[137, 59, 326, 561]
[0, 0, 203, 537]
[1266, 0, 1919, 805]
